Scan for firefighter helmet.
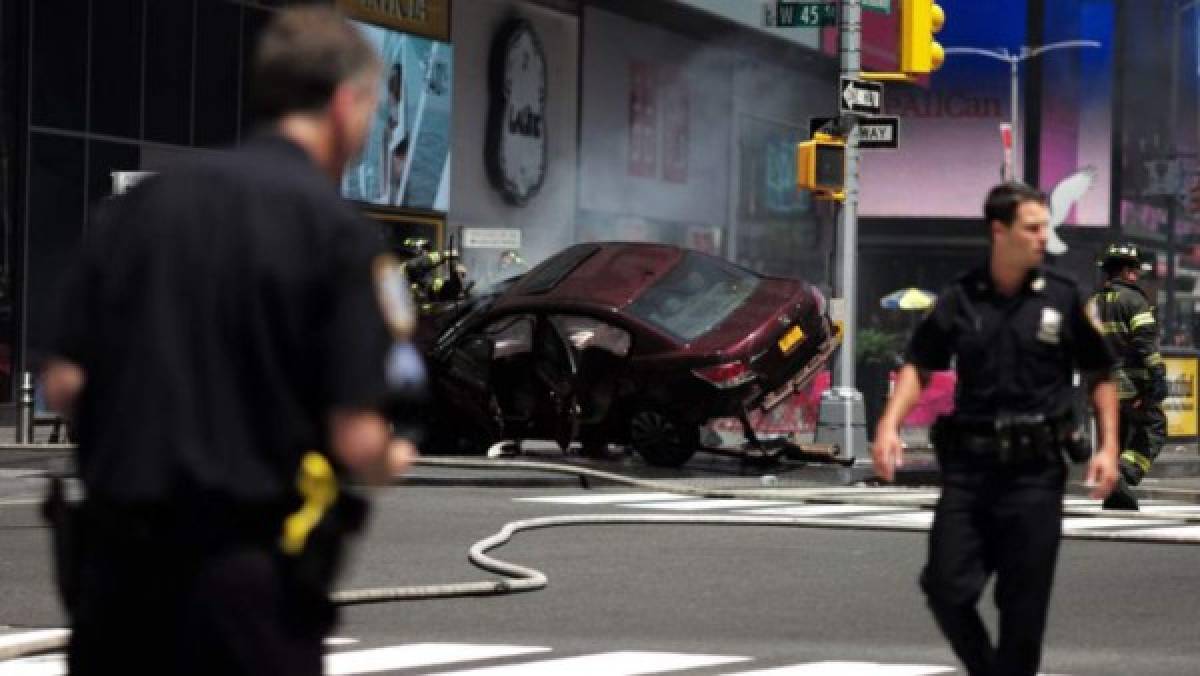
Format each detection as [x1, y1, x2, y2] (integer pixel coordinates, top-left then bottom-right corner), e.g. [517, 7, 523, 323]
[398, 237, 431, 259]
[1099, 242, 1151, 273]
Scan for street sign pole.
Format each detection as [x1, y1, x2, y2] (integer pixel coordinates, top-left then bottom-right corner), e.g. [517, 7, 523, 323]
[835, 0, 865, 463]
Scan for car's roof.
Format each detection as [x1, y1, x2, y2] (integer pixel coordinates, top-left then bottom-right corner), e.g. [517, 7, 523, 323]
[504, 242, 686, 309]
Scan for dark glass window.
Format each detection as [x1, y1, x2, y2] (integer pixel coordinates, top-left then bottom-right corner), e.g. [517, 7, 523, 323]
[27, 133, 85, 360]
[144, 0, 194, 144]
[195, 0, 242, 147]
[31, 0, 88, 130]
[90, 0, 144, 139]
[240, 7, 271, 137]
[86, 141, 141, 225]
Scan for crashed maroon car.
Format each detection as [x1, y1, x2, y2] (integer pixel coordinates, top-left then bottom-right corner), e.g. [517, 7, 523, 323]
[425, 241, 840, 467]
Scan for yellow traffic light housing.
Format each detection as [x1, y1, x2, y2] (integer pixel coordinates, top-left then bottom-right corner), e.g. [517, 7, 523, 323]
[899, 0, 945, 75]
[796, 132, 846, 201]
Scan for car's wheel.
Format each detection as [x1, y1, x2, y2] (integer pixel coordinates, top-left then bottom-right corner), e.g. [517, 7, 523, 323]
[629, 408, 697, 468]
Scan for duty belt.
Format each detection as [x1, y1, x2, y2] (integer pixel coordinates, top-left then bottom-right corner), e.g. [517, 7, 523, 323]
[933, 412, 1077, 466]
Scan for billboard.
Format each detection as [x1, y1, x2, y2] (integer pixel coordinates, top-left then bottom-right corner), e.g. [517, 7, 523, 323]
[341, 21, 453, 212]
[1164, 353, 1199, 439]
[847, 1, 1113, 223]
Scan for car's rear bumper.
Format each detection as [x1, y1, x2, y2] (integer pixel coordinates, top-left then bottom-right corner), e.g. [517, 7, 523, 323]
[756, 321, 841, 412]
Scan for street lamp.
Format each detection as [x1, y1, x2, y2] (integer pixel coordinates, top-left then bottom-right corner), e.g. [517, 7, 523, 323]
[944, 40, 1102, 182]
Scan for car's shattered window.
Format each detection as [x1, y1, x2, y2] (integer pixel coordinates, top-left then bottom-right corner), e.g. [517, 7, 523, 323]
[550, 315, 632, 357]
[484, 315, 535, 358]
[627, 253, 760, 342]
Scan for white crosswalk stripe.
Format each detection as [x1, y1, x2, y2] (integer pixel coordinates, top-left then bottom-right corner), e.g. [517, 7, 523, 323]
[0, 639, 1059, 675]
[325, 643, 550, 674]
[624, 499, 790, 511]
[431, 650, 749, 675]
[723, 662, 954, 675]
[0, 654, 64, 676]
[516, 492, 686, 505]
[514, 491, 1200, 542]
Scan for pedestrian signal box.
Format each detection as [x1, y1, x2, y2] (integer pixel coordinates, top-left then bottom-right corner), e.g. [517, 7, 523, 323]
[796, 132, 846, 201]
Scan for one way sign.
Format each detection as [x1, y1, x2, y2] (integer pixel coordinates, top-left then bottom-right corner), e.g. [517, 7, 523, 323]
[809, 115, 900, 150]
[858, 116, 900, 149]
[839, 77, 883, 115]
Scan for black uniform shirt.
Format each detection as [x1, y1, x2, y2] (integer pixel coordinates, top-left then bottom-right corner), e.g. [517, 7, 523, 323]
[54, 135, 392, 505]
[905, 265, 1115, 419]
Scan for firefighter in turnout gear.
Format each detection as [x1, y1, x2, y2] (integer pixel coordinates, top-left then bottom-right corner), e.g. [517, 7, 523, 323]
[397, 237, 470, 314]
[1094, 242, 1168, 510]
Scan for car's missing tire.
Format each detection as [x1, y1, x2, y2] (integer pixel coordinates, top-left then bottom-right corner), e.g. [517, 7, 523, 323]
[629, 408, 697, 468]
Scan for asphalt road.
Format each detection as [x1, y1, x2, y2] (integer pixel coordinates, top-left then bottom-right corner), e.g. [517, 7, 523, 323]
[2, 466, 1200, 675]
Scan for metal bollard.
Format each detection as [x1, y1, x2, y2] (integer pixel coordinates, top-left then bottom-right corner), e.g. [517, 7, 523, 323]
[17, 371, 34, 444]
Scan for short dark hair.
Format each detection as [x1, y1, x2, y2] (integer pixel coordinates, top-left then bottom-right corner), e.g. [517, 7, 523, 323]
[250, 7, 380, 121]
[983, 182, 1047, 227]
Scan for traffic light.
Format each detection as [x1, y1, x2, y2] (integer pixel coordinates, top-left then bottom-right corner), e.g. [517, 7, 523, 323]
[899, 0, 945, 75]
[796, 132, 846, 200]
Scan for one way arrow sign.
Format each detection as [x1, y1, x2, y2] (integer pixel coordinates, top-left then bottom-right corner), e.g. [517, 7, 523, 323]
[840, 77, 883, 116]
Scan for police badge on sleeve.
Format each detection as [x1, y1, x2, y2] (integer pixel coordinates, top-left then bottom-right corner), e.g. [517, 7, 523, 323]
[372, 254, 416, 339]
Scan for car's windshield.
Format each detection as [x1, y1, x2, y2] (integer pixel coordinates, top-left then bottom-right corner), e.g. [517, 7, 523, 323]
[516, 244, 601, 294]
[627, 252, 760, 342]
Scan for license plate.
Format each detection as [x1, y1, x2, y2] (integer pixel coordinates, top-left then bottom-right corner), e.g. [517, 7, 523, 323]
[777, 325, 806, 354]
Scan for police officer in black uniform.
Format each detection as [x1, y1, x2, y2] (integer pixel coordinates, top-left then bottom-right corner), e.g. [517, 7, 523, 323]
[872, 183, 1120, 676]
[42, 8, 416, 675]
[1093, 242, 1168, 510]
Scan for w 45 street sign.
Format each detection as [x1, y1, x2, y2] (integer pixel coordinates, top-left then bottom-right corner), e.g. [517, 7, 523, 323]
[766, 0, 891, 27]
[772, 2, 837, 27]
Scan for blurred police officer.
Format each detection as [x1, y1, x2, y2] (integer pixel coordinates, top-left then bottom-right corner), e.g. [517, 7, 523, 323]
[41, 7, 415, 675]
[872, 183, 1120, 676]
[1093, 242, 1168, 510]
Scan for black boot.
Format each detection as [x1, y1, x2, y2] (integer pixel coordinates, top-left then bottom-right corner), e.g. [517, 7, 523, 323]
[1103, 476, 1140, 511]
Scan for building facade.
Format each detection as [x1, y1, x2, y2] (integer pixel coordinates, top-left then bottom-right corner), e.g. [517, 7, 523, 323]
[4, 0, 1193, 410]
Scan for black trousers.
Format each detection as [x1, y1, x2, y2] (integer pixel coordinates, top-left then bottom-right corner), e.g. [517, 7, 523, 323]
[1118, 400, 1167, 485]
[67, 508, 331, 676]
[920, 457, 1067, 676]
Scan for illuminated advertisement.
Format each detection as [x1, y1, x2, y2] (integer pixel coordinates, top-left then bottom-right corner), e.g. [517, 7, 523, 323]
[1164, 354, 1199, 439]
[846, 1, 1113, 223]
[341, 21, 453, 212]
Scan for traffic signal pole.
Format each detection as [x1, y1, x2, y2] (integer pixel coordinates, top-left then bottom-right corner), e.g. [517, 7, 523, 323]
[834, 0, 865, 460]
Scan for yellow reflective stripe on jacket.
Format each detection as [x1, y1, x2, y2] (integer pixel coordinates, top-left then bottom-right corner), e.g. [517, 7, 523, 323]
[1130, 311, 1156, 329]
[1100, 321, 1128, 335]
[1121, 450, 1153, 475]
[1145, 353, 1164, 367]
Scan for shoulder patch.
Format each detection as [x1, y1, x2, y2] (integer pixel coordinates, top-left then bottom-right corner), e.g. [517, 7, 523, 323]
[372, 253, 417, 339]
[1084, 297, 1104, 334]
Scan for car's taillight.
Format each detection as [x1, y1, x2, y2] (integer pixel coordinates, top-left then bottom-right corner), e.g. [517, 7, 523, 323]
[692, 361, 756, 388]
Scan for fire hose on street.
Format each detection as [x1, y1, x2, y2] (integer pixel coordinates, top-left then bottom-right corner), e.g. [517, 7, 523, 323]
[329, 455, 1200, 605]
[4, 454, 1200, 662]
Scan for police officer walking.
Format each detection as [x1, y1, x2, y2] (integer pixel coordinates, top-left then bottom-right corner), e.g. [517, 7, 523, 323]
[42, 8, 415, 675]
[1093, 242, 1168, 510]
[872, 183, 1120, 676]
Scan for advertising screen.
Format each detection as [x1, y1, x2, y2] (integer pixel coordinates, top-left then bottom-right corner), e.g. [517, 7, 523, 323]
[341, 21, 453, 212]
[1164, 354, 1199, 439]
